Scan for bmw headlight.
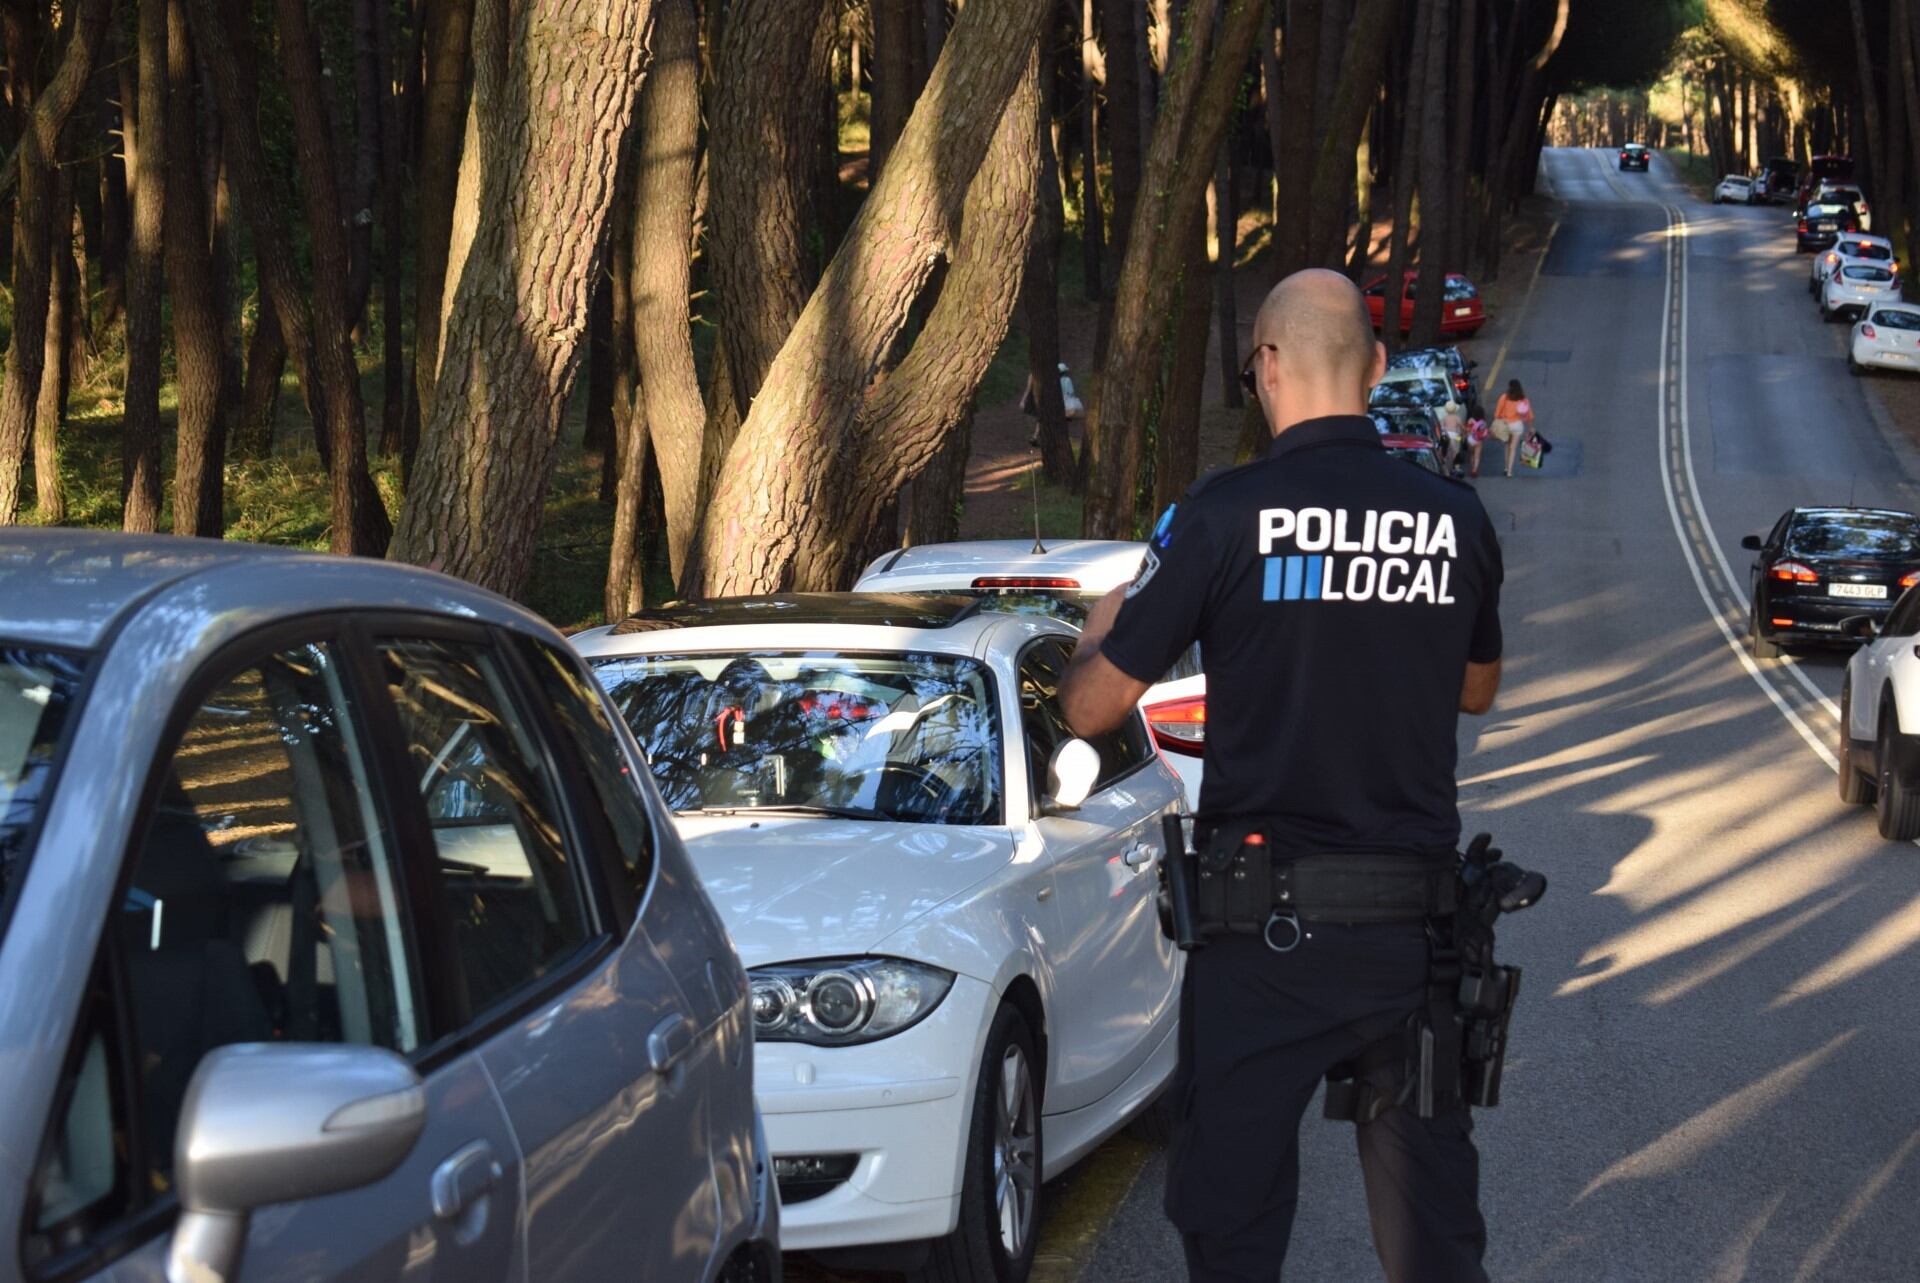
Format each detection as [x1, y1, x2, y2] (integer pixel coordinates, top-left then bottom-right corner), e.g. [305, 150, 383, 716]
[748, 958, 954, 1045]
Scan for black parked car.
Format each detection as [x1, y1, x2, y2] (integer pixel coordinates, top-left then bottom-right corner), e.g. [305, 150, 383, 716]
[1619, 143, 1651, 171]
[1743, 507, 1920, 657]
[1797, 201, 1861, 252]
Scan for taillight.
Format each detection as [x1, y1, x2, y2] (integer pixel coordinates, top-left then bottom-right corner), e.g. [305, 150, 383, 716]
[1798, 219, 1809, 232]
[971, 576, 1081, 589]
[1770, 561, 1818, 583]
[1144, 695, 1205, 756]
[1902, 571, 1919, 589]
[1863, 324, 1878, 339]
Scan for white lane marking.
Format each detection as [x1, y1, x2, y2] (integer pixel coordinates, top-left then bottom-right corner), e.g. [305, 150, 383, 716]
[1653, 196, 1841, 771]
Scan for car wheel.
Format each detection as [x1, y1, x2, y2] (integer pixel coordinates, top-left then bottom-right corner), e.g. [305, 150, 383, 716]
[1840, 680, 1878, 805]
[916, 1005, 1042, 1283]
[1748, 605, 1781, 660]
[1876, 705, 1920, 840]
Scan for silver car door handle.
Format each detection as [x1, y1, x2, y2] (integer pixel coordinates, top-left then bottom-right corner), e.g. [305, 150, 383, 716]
[649, 1012, 694, 1075]
[1123, 843, 1155, 871]
[432, 1140, 502, 1220]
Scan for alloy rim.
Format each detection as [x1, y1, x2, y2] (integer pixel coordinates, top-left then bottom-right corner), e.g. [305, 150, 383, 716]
[993, 1044, 1038, 1258]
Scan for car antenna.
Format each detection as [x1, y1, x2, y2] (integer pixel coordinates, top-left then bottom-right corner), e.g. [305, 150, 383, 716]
[1028, 441, 1047, 555]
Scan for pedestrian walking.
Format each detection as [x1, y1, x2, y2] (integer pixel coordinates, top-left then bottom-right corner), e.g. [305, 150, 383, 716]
[1463, 402, 1490, 478]
[1057, 269, 1509, 1283]
[1437, 399, 1466, 475]
[1491, 380, 1536, 478]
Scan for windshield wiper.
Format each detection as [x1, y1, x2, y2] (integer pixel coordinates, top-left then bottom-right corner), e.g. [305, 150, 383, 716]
[683, 804, 897, 822]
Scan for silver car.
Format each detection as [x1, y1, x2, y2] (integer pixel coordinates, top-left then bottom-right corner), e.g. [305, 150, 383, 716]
[0, 531, 776, 1283]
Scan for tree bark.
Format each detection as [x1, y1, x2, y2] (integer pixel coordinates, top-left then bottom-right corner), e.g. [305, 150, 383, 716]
[237, 302, 287, 458]
[1408, 0, 1453, 347]
[390, 0, 655, 594]
[871, 0, 916, 174]
[275, 0, 391, 554]
[165, 0, 224, 537]
[1445, 0, 1479, 281]
[377, 0, 409, 457]
[1383, 3, 1431, 359]
[904, 410, 974, 544]
[627, 0, 706, 588]
[692, 4, 1049, 595]
[34, 152, 74, 524]
[603, 154, 644, 617]
[96, 59, 128, 336]
[1480, 0, 1567, 279]
[412, 0, 474, 428]
[1094, 0, 1145, 359]
[1211, 140, 1241, 409]
[1154, 224, 1210, 517]
[1025, 95, 1076, 489]
[120, 0, 168, 532]
[1271, 0, 1324, 278]
[1082, 0, 1268, 539]
[584, 270, 615, 456]
[347, 0, 382, 327]
[1079, 0, 1104, 302]
[1305, 0, 1400, 268]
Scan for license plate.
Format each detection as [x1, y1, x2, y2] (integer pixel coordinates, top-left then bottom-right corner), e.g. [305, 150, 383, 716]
[1818, 222, 1838, 231]
[1830, 582, 1887, 599]
[1452, 307, 1471, 317]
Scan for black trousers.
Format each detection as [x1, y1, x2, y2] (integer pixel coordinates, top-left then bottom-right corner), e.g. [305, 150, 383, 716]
[1163, 922, 1489, 1283]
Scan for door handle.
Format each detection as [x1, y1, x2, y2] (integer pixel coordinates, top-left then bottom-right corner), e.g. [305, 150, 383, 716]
[432, 1140, 502, 1220]
[1123, 843, 1155, 872]
[649, 1012, 695, 1075]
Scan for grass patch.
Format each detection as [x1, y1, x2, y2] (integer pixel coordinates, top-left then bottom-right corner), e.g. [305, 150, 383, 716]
[1660, 148, 1719, 200]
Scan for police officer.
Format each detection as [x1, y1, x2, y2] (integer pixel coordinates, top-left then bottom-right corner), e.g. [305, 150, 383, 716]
[1059, 269, 1503, 1282]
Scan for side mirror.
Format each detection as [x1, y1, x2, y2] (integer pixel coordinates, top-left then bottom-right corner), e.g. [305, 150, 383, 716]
[169, 1045, 427, 1283]
[1042, 738, 1101, 814]
[1842, 615, 1880, 640]
[1740, 535, 1764, 551]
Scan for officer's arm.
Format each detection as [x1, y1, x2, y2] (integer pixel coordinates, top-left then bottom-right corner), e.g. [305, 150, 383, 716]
[1061, 586, 1153, 737]
[1461, 659, 1501, 715]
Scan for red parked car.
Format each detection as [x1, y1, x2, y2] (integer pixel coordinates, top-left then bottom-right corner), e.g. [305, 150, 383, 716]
[1362, 271, 1487, 338]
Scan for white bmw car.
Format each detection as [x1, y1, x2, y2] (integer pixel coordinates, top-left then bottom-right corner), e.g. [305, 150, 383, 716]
[853, 539, 1207, 806]
[1841, 589, 1920, 838]
[572, 594, 1183, 1280]
[1822, 261, 1900, 322]
[1849, 304, 1920, 375]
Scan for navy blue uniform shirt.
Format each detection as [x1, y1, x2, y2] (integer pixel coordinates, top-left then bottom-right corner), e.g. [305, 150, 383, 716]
[1103, 413, 1503, 854]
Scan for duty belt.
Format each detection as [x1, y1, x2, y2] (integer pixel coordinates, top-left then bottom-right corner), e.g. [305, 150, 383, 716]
[1189, 819, 1457, 945]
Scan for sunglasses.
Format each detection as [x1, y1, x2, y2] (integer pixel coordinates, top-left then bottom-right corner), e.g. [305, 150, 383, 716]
[1239, 343, 1276, 396]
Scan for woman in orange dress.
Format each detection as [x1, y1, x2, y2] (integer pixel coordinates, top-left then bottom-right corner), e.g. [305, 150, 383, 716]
[1491, 379, 1536, 477]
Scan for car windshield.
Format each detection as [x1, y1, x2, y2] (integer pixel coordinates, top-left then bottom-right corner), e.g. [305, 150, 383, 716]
[592, 651, 1002, 824]
[1387, 348, 1455, 372]
[1371, 377, 1450, 407]
[1370, 410, 1431, 436]
[1443, 278, 1478, 302]
[1, 647, 87, 927]
[1872, 309, 1920, 330]
[1841, 242, 1892, 260]
[1787, 514, 1920, 562]
[1809, 204, 1848, 218]
[1843, 265, 1893, 282]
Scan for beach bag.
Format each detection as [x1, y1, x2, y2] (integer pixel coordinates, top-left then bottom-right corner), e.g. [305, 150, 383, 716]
[1519, 435, 1544, 469]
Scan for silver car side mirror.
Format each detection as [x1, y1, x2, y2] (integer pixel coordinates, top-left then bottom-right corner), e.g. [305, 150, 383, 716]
[1043, 739, 1102, 814]
[167, 1044, 427, 1283]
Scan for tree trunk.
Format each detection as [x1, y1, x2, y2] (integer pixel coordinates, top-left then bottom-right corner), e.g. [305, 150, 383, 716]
[347, 0, 382, 327]
[1381, 1, 1431, 359]
[1271, 0, 1324, 278]
[627, 0, 706, 588]
[211, 137, 246, 469]
[1851, 0, 1886, 205]
[1211, 140, 1240, 409]
[238, 301, 287, 458]
[33, 153, 74, 524]
[904, 411, 974, 544]
[1408, 0, 1453, 347]
[391, 0, 655, 594]
[97, 62, 128, 335]
[1154, 224, 1209, 517]
[1025, 95, 1076, 489]
[166, 0, 225, 538]
[1094, 0, 1145, 359]
[692, 4, 1049, 595]
[377, 0, 409, 456]
[1302, 0, 1399, 270]
[1480, 0, 1568, 280]
[584, 270, 615, 456]
[1083, 0, 1267, 539]
[605, 155, 646, 621]
[275, 0, 391, 555]
[1079, 0, 1104, 301]
[121, 0, 168, 533]
[1445, 0, 1479, 281]
[871, 0, 915, 174]
[412, 0, 474, 428]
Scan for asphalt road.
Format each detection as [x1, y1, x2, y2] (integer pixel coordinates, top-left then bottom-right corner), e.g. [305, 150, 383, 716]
[794, 149, 1920, 1282]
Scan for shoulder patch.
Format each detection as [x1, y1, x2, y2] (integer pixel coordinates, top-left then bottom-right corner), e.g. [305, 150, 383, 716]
[1125, 548, 1161, 598]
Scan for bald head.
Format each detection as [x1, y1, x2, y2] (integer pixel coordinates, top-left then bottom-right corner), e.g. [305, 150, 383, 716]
[1248, 269, 1385, 434]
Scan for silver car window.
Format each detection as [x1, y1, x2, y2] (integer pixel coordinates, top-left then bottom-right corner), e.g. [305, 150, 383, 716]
[1871, 310, 1920, 330]
[0, 646, 86, 936]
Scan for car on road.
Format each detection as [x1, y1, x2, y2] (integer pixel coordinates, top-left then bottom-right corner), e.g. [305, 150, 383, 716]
[1849, 305, 1920, 375]
[1370, 404, 1443, 447]
[1742, 507, 1920, 657]
[849, 540, 1207, 807]
[1361, 271, 1487, 338]
[1797, 201, 1862, 252]
[1713, 174, 1757, 204]
[1809, 233, 1896, 294]
[574, 595, 1185, 1281]
[1387, 343, 1479, 408]
[1821, 262, 1899, 322]
[1795, 154, 1856, 211]
[1380, 433, 1446, 475]
[1618, 142, 1651, 171]
[0, 530, 777, 1283]
[1810, 183, 1873, 231]
[1839, 587, 1920, 838]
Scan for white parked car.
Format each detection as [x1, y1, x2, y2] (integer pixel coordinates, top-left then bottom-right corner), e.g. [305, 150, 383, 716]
[853, 540, 1206, 806]
[573, 594, 1184, 1280]
[1810, 232, 1896, 294]
[1822, 261, 1900, 322]
[1849, 304, 1920, 375]
[1841, 588, 1920, 838]
[1713, 174, 1755, 204]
